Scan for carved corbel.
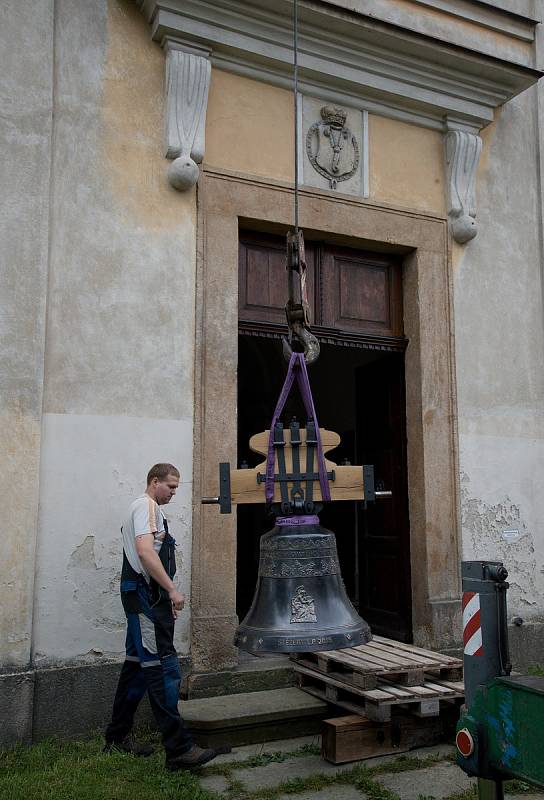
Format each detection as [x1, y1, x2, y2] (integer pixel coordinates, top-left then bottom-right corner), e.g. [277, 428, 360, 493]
[445, 130, 482, 244]
[164, 44, 211, 191]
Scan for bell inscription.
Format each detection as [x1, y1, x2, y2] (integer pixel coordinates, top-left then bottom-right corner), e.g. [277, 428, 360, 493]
[291, 585, 317, 623]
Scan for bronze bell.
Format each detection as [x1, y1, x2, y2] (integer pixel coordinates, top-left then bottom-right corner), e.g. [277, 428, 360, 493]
[234, 517, 372, 653]
[201, 354, 377, 654]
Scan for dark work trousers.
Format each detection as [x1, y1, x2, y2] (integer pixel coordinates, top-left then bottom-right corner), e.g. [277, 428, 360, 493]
[105, 580, 194, 756]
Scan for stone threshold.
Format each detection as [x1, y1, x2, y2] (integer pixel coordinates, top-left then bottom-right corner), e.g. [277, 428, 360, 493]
[181, 686, 339, 747]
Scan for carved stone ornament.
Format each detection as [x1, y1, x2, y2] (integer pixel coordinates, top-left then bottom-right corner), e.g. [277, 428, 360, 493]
[164, 48, 211, 191]
[306, 106, 360, 190]
[290, 585, 317, 624]
[445, 130, 482, 244]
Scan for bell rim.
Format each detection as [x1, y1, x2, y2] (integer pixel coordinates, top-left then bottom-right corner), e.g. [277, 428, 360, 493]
[234, 626, 373, 653]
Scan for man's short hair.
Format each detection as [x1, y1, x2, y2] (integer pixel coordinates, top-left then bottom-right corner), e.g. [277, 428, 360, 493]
[147, 463, 180, 485]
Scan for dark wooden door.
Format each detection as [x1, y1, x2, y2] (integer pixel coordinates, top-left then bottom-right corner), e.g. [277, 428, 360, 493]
[237, 231, 412, 641]
[355, 354, 412, 641]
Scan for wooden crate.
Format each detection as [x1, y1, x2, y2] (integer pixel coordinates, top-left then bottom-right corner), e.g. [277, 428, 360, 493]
[321, 712, 456, 764]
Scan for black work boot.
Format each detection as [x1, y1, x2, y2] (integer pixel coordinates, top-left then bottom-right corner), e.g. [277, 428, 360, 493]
[165, 744, 219, 771]
[103, 736, 155, 757]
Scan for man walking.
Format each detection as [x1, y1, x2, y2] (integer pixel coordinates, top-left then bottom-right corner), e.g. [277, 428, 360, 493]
[105, 463, 219, 770]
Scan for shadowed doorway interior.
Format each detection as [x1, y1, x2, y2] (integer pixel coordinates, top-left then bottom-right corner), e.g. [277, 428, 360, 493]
[236, 231, 412, 643]
[237, 336, 412, 643]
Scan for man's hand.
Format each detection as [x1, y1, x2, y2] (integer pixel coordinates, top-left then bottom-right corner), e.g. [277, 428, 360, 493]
[169, 589, 185, 619]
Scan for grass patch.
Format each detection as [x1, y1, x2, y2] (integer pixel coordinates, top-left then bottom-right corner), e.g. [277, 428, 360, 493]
[201, 742, 321, 776]
[504, 778, 538, 794]
[439, 788, 478, 800]
[0, 735, 217, 800]
[527, 665, 544, 677]
[369, 753, 446, 775]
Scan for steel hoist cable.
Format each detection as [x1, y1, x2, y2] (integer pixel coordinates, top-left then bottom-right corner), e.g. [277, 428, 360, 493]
[283, 0, 320, 366]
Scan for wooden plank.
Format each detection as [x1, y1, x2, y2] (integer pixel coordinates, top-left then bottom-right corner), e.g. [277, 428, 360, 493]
[315, 651, 382, 673]
[361, 644, 430, 669]
[371, 636, 462, 666]
[230, 463, 364, 504]
[343, 645, 430, 671]
[337, 647, 422, 671]
[249, 429, 340, 455]
[294, 664, 395, 702]
[364, 641, 446, 667]
[293, 653, 377, 674]
[361, 688, 398, 702]
[422, 681, 457, 696]
[375, 683, 416, 700]
[297, 679, 390, 721]
[434, 680, 465, 693]
[325, 715, 370, 730]
[399, 684, 440, 698]
[293, 656, 378, 690]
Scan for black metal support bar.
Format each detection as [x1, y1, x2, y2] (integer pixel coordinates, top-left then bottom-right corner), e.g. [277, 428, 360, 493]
[305, 418, 316, 508]
[257, 470, 335, 484]
[219, 462, 232, 514]
[201, 462, 232, 514]
[362, 464, 375, 502]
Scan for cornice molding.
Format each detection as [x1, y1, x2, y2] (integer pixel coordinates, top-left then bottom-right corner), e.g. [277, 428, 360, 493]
[138, 0, 542, 133]
[324, 0, 540, 53]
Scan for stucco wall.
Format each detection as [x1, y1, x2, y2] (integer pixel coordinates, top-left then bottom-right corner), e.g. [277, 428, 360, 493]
[205, 69, 445, 214]
[453, 86, 544, 621]
[31, 0, 197, 666]
[0, 0, 54, 670]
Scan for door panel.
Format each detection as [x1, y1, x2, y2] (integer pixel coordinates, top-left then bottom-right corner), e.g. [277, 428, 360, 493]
[355, 353, 412, 641]
[238, 232, 317, 325]
[322, 247, 403, 336]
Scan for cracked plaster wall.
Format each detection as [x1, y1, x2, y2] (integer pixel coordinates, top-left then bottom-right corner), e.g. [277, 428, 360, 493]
[28, 0, 197, 666]
[453, 81, 544, 622]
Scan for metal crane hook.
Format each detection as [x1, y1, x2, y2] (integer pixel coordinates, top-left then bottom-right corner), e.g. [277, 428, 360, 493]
[283, 230, 320, 366]
[282, 323, 320, 365]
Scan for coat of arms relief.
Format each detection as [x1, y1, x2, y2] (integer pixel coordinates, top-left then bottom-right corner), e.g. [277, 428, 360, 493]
[301, 98, 366, 196]
[306, 105, 360, 189]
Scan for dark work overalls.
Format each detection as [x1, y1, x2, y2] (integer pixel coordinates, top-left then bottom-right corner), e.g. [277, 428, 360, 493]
[105, 520, 194, 756]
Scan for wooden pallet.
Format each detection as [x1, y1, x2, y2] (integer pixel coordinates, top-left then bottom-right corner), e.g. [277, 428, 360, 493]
[295, 662, 464, 722]
[292, 635, 463, 690]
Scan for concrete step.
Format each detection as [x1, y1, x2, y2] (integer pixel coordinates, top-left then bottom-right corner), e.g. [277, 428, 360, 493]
[180, 687, 332, 747]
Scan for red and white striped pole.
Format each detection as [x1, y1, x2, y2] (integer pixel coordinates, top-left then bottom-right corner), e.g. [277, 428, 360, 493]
[462, 591, 484, 657]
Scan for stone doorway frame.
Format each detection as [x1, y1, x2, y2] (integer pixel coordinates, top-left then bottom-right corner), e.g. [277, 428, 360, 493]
[191, 167, 461, 673]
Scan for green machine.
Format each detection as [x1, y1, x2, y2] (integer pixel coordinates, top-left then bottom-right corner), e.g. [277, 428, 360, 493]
[456, 561, 544, 799]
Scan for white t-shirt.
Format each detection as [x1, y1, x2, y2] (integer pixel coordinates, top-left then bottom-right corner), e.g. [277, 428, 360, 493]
[122, 494, 166, 582]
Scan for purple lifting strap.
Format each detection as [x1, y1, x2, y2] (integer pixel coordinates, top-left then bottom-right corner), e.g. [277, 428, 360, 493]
[276, 515, 320, 527]
[265, 352, 331, 504]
